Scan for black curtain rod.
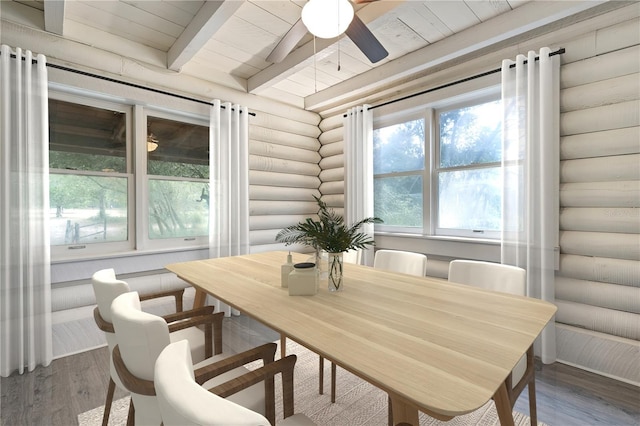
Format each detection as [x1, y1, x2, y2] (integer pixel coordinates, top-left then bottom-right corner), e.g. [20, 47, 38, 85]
[4, 53, 256, 117]
[345, 47, 565, 117]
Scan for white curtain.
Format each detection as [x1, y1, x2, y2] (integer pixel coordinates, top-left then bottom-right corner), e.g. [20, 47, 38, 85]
[344, 105, 374, 266]
[501, 47, 559, 363]
[208, 100, 249, 316]
[0, 45, 52, 376]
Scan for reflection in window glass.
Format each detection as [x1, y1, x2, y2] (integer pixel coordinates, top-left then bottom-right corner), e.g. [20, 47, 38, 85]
[147, 116, 209, 179]
[374, 119, 425, 174]
[148, 180, 209, 239]
[49, 99, 127, 173]
[438, 168, 501, 231]
[439, 100, 501, 168]
[374, 175, 423, 227]
[49, 175, 128, 245]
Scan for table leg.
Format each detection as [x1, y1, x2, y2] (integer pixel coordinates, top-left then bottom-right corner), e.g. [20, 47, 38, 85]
[388, 393, 419, 426]
[280, 334, 287, 359]
[493, 381, 515, 426]
[193, 288, 207, 309]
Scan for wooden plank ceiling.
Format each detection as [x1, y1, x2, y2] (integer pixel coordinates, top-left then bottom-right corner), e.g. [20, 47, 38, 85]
[9, 0, 615, 111]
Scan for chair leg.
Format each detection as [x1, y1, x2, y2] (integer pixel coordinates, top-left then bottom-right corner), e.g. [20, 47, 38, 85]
[331, 362, 337, 403]
[126, 398, 135, 426]
[319, 356, 324, 395]
[101, 378, 116, 426]
[528, 378, 537, 425]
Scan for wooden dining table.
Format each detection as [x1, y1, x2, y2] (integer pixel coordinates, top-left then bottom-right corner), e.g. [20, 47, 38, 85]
[166, 251, 557, 426]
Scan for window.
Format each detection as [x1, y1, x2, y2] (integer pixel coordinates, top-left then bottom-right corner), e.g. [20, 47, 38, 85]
[435, 99, 502, 238]
[144, 113, 209, 248]
[373, 117, 426, 232]
[49, 94, 211, 258]
[373, 93, 502, 239]
[49, 96, 133, 256]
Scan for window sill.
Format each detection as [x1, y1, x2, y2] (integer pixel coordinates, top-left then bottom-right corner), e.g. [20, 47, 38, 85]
[374, 231, 499, 245]
[50, 245, 209, 284]
[374, 232, 501, 262]
[51, 244, 208, 264]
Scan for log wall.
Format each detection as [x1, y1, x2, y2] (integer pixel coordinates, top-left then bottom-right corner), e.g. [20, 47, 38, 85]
[555, 16, 639, 384]
[248, 111, 321, 252]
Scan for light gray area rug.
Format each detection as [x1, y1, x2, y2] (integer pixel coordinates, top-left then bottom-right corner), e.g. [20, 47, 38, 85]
[79, 340, 542, 426]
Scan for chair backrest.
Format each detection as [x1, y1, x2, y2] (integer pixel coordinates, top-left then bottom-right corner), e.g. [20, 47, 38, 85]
[91, 268, 130, 324]
[373, 250, 427, 277]
[111, 291, 171, 425]
[91, 268, 131, 390]
[155, 340, 270, 426]
[448, 260, 526, 296]
[342, 249, 362, 265]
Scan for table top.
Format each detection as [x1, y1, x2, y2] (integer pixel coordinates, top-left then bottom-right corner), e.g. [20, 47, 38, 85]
[167, 251, 556, 418]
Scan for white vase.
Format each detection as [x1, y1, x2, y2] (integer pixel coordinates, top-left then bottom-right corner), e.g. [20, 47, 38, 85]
[328, 252, 344, 292]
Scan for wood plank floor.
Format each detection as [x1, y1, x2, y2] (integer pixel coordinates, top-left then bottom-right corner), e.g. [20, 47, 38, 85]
[1, 315, 638, 426]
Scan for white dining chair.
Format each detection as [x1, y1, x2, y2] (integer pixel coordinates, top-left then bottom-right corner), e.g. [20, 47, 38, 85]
[110, 291, 269, 425]
[373, 249, 428, 276]
[341, 249, 362, 265]
[155, 339, 316, 426]
[322, 249, 428, 404]
[448, 259, 537, 425]
[91, 268, 222, 426]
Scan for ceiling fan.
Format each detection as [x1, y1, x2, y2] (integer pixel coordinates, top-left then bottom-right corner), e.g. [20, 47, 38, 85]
[266, 0, 388, 64]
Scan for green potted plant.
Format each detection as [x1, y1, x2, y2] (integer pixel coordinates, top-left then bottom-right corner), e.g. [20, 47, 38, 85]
[275, 195, 382, 291]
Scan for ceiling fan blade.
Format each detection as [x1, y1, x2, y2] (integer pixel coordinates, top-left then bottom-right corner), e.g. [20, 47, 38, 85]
[266, 18, 308, 63]
[345, 15, 388, 63]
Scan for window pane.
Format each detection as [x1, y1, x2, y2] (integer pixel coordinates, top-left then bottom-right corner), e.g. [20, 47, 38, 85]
[374, 175, 423, 227]
[148, 179, 209, 239]
[49, 99, 127, 173]
[50, 174, 128, 245]
[438, 168, 501, 231]
[374, 119, 425, 174]
[439, 100, 501, 168]
[147, 116, 209, 179]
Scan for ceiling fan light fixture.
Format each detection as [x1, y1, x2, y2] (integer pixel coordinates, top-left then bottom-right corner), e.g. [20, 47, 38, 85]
[302, 0, 354, 39]
[147, 133, 159, 152]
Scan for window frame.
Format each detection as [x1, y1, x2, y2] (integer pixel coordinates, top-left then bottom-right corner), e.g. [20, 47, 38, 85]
[373, 110, 432, 235]
[433, 94, 503, 239]
[137, 107, 211, 252]
[49, 92, 135, 259]
[49, 91, 212, 261]
[372, 86, 503, 240]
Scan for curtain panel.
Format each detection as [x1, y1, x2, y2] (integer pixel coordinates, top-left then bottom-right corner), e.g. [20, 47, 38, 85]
[501, 47, 560, 363]
[344, 105, 374, 266]
[0, 45, 52, 376]
[208, 100, 249, 316]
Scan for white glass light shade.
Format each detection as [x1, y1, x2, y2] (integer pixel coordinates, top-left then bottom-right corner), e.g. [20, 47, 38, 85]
[301, 0, 354, 39]
[147, 133, 159, 152]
